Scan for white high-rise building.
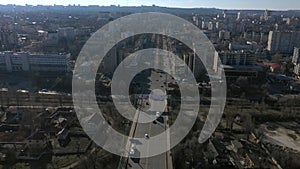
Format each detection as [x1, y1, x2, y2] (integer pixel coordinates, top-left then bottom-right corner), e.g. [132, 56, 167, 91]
[292, 47, 300, 75]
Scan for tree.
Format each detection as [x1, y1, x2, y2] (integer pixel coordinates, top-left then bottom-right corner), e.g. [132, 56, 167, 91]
[2, 149, 17, 168]
[271, 53, 282, 63]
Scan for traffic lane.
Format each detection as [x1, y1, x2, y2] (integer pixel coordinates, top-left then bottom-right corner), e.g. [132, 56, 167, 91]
[132, 121, 164, 156]
[132, 120, 167, 169]
[128, 69, 169, 168]
[145, 152, 166, 169]
[146, 69, 170, 169]
[129, 153, 166, 169]
[143, 117, 167, 169]
[127, 122, 150, 168]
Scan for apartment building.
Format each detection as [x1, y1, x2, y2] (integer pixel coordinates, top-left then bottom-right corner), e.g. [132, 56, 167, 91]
[0, 52, 70, 72]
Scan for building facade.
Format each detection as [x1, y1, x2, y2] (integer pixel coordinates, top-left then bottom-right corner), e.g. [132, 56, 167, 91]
[218, 51, 257, 66]
[267, 31, 300, 54]
[292, 47, 300, 75]
[0, 52, 70, 72]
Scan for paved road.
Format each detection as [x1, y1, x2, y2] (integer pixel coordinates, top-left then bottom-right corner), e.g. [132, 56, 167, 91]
[127, 70, 170, 169]
[127, 44, 175, 169]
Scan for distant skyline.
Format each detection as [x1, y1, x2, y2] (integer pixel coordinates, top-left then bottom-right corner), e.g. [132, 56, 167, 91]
[0, 0, 299, 10]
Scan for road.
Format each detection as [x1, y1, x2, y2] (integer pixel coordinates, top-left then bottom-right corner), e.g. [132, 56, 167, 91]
[127, 69, 171, 169]
[126, 36, 175, 169]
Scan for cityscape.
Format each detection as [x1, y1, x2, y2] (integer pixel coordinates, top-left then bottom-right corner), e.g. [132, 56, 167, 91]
[0, 2, 300, 169]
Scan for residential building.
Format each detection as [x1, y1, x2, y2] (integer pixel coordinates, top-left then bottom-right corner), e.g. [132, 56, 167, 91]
[292, 47, 300, 75]
[267, 31, 300, 54]
[218, 50, 257, 66]
[219, 30, 231, 40]
[208, 21, 216, 31]
[229, 42, 263, 51]
[0, 52, 70, 72]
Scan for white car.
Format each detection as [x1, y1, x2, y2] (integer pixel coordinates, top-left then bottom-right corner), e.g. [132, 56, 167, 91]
[144, 134, 149, 139]
[181, 78, 188, 82]
[156, 111, 160, 118]
[129, 143, 136, 155]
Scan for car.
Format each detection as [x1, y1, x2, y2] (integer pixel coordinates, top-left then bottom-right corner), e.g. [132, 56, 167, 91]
[17, 89, 29, 93]
[144, 134, 149, 139]
[41, 89, 48, 92]
[181, 78, 188, 83]
[156, 111, 160, 118]
[0, 88, 8, 92]
[129, 143, 136, 155]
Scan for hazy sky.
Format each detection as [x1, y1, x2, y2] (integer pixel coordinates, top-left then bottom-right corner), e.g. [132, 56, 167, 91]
[0, 0, 299, 10]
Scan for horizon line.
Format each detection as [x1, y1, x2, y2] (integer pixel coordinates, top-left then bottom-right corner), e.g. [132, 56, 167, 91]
[0, 3, 299, 11]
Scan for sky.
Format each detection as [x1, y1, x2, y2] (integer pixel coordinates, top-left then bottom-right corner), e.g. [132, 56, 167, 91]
[0, 0, 299, 10]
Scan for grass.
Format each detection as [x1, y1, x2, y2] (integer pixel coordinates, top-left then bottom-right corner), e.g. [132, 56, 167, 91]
[47, 155, 79, 169]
